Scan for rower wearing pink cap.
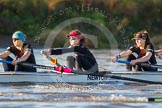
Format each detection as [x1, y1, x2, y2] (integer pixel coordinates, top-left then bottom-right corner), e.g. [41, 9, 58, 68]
[42, 30, 98, 73]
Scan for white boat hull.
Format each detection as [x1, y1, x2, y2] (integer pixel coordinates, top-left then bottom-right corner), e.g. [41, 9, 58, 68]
[0, 71, 162, 84]
[0, 71, 112, 83]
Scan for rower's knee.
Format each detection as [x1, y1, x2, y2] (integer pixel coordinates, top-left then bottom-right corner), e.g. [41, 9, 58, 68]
[126, 53, 138, 71]
[2, 56, 14, 71]
[66, 56, 74, 61]
[75, 55, 84, 61]
[14, 61, 36, 72]
[66, 56, 75, 69]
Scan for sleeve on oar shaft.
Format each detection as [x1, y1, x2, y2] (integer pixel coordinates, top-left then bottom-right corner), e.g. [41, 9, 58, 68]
[136, 63, 160, 68]
[136, 63, 151, 68]
[17, 62, 55, 70]
[17, 62, 33, 67]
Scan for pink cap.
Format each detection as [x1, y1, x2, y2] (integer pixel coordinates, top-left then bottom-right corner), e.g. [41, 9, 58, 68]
[66, 30, 82, 40]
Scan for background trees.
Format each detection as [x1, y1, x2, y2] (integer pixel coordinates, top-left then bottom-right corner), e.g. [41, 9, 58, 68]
[0, 0, 161, 48]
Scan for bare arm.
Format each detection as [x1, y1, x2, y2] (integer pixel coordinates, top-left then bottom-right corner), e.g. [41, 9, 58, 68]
[130, 52, 152, 65]
[0, 51, 10, 59]
[19, 49, 31, 61]
[119, 50, 132, 58]
[12, 49, 31, 65]
[112, 50, 132, 63]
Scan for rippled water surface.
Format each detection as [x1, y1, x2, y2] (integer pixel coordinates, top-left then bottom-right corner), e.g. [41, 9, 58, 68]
[0, 49, 162, 108]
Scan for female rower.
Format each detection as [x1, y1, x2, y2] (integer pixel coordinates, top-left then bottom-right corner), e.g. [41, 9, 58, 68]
[112, 29, 157, 71]
[42, 30, 98, 73]
[0, 31, 36, 72]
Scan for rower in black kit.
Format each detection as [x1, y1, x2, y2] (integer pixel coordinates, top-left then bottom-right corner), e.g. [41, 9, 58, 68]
[0, 31, 36, 72]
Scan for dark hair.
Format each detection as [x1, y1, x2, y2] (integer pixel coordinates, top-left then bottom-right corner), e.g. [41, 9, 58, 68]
[73, 29, 81, 35]
[134, 29, 152, 49]
[69, 29, 88, 48]
[80, 37, 88, 48]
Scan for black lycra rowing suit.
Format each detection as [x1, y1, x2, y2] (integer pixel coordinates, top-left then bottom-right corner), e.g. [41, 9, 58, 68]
[3, 43, 36, 72]
[50, 44, 98, 73]
[126, 44, 157, 71]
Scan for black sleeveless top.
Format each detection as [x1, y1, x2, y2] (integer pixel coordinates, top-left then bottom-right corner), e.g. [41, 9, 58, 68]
[129, 44, 157, 64]
[7, 43, 36, 64]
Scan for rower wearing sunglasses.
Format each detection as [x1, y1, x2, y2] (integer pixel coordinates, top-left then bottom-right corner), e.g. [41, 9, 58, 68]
[0, 31, 36, 72]
[42, 30, 98, 73]
[112, 29, 157, 71]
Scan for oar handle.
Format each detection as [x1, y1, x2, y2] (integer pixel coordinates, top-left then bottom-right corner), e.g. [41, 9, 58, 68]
[116, 60, 130, 64]
[116, 59, 142, 65]
[0, 59, 12, 64]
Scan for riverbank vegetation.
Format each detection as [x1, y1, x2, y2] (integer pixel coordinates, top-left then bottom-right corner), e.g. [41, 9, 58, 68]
[0, 0, 162, 49]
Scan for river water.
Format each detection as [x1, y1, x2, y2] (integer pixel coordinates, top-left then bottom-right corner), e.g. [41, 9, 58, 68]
[0, 49, 162, 108]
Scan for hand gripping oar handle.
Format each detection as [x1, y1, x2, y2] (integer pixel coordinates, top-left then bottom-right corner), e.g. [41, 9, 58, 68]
[41, 50, 72, 73]
[41, 50, 61, 66]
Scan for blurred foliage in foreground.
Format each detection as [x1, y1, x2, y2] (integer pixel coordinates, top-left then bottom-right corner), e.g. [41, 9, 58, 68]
[0, 0, 162, 49]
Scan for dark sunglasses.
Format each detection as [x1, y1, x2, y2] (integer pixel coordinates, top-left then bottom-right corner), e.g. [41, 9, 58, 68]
[69, 37, 77, 40]
[12, 38, 20, 41]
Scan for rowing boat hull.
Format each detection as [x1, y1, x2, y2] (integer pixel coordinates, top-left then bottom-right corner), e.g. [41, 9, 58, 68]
[0, 71, 162, 84]
[0, 71, 113, 83]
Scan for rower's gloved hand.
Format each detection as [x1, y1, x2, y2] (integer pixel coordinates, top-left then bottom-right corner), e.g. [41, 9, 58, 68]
[112, 55, 121, 63]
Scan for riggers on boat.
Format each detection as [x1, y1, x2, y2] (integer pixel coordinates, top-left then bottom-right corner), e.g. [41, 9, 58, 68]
[0, 70, 162, 84]
[1, 58, 162, 84]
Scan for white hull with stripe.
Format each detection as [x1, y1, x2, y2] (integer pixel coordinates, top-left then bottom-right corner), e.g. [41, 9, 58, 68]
[0, 71, 162, 84]
[0, 71, 112, 83]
